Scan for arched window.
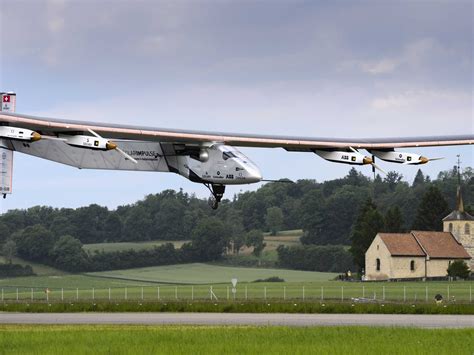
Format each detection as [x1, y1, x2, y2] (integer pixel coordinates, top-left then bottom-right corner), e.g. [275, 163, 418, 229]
[410, 260, 415, 271]
[449, 223, 453, 232]
[376, 258, 381, 271]
[465, 223, 470, 235]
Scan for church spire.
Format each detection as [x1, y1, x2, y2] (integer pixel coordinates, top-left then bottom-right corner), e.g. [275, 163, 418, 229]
[456, 185, 464, 212]
[456, 154, 464, 212]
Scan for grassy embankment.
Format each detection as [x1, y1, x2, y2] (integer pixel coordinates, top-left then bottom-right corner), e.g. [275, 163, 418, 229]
[0, 325, 472, 355]
[81, 229, 306, 267]
[1, 301, 473, 314]
[83, 240, 189, 253]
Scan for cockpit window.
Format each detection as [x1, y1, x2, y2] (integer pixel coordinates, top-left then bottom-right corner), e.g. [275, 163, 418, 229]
[223, 151, 237, 160]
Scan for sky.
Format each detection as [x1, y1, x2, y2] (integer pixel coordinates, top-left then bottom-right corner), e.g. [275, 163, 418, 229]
[0, 0, 472, 211]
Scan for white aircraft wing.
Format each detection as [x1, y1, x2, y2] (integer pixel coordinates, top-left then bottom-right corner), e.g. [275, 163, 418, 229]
[0, 112, 473, 150]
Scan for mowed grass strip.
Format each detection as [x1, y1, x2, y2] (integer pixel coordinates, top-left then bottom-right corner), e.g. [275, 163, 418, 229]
[0, 325, 472, 355]
[86, 263, 338, 284]
[83, 240, 189, 253]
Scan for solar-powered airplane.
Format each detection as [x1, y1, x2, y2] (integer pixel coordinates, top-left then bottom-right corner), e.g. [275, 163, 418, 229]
[0, 92, 472, 209]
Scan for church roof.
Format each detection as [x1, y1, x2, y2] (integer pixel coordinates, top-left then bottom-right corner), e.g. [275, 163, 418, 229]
[411, 231, 471, 259]
[443, 185, 473, 221]
[378, 233, 425, 256]
[443, 210, 474, 221]
[377, 231, 471, 259]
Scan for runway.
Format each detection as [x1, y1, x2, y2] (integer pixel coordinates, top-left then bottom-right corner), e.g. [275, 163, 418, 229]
[0, 313, 473, 328]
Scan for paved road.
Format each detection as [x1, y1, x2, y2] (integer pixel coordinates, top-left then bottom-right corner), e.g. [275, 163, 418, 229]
[0, 313, 472, 328]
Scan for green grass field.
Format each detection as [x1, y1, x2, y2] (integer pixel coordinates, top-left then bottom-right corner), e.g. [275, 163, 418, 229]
[83, 240, 189, 253]
[87, 263, 336, 284]
[0, 262, 472, 303]
[0, 325, 472, 355]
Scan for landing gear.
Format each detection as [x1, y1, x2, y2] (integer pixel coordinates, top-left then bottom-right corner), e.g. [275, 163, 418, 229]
[205, 184, 225, 210]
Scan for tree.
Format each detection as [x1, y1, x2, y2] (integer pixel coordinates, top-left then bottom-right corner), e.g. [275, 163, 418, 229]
[447, 260, 470, 279]
[412, 186, 449, 231]
[265, 207, 283, 235]
[191, 217, 229, 261]
[225, 208, 245, 254]
[13, 225, 56, 261]
[384, 171, 403, 191]
[349, 199, 384, 271]
[50, 235, 90, 272]
[412, 169, 425, 188]
[0, 222, 10, 244]
[1, 240, 17, 264]
[245, 229, 266, 257]
[384, 206, 404, 232]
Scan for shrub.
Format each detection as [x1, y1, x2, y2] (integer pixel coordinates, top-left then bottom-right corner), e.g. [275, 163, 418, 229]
[0, 263, 35, 277]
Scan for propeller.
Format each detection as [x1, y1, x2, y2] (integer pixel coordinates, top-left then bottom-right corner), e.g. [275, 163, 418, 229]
[88, 128, 138, 164]
[417, 156, 444, 165]
[349, 147, 386, 175]
[261, 179, 294, 183]
[372, 154, 376, 179]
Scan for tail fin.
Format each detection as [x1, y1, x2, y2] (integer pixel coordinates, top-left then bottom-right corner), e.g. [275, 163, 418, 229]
[1, 92, 16, 113]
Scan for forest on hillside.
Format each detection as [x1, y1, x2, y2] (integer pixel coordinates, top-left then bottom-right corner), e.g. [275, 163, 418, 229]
[0, 166, 471, 246]
[0, 166, 472, 273]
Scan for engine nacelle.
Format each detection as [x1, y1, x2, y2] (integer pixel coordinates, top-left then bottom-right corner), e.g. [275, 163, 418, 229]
[60, 134, 116, 150]
[199, 148, 209, 162]
[370, 150, 428, 165]
[0, 126, 41, 142]
[314, 149, 372, 165]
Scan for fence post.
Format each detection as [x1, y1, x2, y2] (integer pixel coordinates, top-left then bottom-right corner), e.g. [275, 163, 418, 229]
[283, 286, 286, 300]
[192, 286, 194, 301]
[175, 286, 178, 300]
[264, 286, 267, 300]
[210, 286, 212, 301]
[302, 286, 305, 301]
[362, 285, 365, 298]
[109, 288, 111, 301]
[141, 287, 144, 300]
[425, 286, 428, 302]
[447, 285, 450, 300]
[61, 288, 64, 301]
[341, 286, 344, 301]
[382, 286, 385, 300]
[125, 287, 128, 300]
[245, 285, 248, 300]
[321, 286, 324, 301]
[76, 288, 79, 301]
[157, 287, 160, 300]
[46, 289, 49, 302]
[403, 286, 406, 302]
[31, 288, 33, 301]
[92, 288, 95, 301]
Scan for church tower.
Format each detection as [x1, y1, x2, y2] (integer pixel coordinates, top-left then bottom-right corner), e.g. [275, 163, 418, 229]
[443, 186, 474, 268]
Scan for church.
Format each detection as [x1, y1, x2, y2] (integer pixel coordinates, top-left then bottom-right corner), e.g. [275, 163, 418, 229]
[365, 187, 472, 281]
[442, 186, 474, 268]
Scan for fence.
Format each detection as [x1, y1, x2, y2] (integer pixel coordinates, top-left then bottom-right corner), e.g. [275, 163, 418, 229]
[1, 283, 472, 303]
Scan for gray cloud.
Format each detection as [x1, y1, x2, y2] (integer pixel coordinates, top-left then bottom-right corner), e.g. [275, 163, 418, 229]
[0, 0, 471, 209]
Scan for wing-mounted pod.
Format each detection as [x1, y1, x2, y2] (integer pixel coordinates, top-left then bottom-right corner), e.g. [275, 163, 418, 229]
[370, 149, 443, 165]
[59, 134, 116, 151]
[314, 148, 385, 173]
[0, 126, 41, 142]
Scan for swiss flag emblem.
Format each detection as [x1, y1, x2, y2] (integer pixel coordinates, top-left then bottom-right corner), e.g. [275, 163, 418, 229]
[3, 95, 10, 103]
